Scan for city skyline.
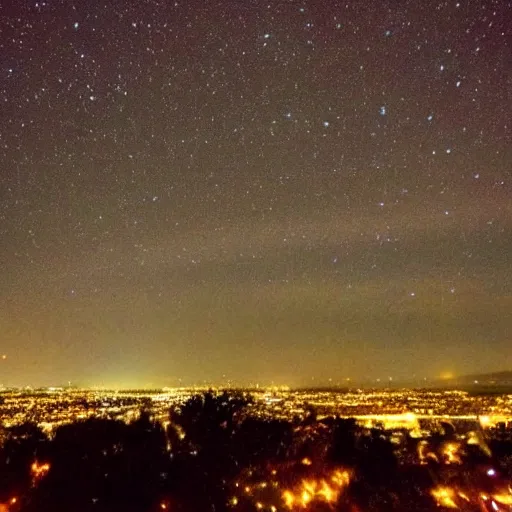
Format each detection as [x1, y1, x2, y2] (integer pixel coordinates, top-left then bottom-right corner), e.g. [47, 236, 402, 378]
[1, 0, 511, 387]
[3, 367, 512, 391]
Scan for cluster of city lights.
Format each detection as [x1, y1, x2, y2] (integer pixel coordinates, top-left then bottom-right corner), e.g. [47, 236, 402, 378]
[418, 440, 465, 465]
[281, 468, 351, 509]
[430, 484, 512, 510]
[229, 463, 352, 511]
[1, 388, 511, 433]
[0, 388, 511, 511]
[30, 460, 51, 482]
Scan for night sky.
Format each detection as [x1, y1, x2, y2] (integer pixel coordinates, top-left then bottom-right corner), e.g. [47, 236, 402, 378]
[1, 0, 511, 388]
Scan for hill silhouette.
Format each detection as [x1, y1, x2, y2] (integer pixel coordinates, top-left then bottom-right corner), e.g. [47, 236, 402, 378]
[444, 370, 512, 386]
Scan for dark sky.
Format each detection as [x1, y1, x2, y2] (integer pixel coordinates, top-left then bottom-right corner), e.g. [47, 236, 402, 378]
[1, 0, 511, 388]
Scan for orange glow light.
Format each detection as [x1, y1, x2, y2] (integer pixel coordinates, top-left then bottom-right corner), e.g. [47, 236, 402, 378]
[282, 468, 350, 509]
[31, 461, 50, 480]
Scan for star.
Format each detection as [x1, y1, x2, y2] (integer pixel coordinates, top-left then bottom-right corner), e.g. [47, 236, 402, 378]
[0, 0, 509, 387]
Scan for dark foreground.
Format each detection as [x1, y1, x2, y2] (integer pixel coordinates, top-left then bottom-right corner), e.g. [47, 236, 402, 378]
[1, 391, 511, 512]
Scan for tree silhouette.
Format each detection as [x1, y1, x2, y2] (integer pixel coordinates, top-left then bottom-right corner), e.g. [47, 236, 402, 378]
[0, 422, 48, 504]
[234, 417, 293, 466]
[24, 414, 167, 512]
[166, 391, 251, 511]
[0, 392, 509, 512]
[327, 418, 359, 467]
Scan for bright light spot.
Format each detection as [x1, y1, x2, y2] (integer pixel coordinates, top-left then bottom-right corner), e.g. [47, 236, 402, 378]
[282, 469, 350, 509]
[493, 492, 512, 505]
[379, 106, 386, 115]
[283, 490, 295, 508]
[73, 22, 79, 29]
[404, 412, 417, 423]
[431, 486, 458, 508]
[487, 468, 496, 477]
[301, 490, 312, 506]
[31, 461, 51, 480]
[323, 121, 330, 127]
[442, 442, 462, 464]
[480, 415, 491, 427]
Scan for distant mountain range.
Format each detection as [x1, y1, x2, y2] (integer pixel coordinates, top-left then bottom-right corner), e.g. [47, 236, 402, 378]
[444, 370, 512, 386]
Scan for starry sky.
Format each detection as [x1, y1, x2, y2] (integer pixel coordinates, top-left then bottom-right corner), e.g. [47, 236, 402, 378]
[1, 0, 511, 388]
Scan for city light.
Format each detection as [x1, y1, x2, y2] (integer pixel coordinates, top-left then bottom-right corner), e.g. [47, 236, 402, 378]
[0, 386, 511, 511]
[31, 461, 50, 481]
